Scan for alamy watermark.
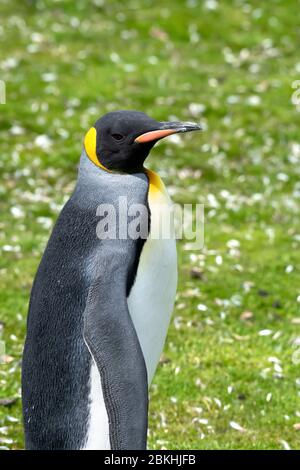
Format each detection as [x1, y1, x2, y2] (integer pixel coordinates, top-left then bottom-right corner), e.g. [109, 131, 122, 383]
[0, 80, 6, 104]
[95, 197, 204, 250]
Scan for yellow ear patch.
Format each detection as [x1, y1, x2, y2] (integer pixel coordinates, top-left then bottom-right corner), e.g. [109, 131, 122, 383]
[84, 127, 110, 172]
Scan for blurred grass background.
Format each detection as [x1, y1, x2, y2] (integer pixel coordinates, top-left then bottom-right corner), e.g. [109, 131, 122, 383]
[0, 0, 300, 450]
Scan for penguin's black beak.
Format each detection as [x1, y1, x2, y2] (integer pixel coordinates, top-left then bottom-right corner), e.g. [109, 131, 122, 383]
[134, 121, 202, 144]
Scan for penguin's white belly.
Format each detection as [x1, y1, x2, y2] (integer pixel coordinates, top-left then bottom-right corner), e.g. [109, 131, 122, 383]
[127, 235, 177, 384]
[83, 360, 110, 450]
[127, 169, 178, 384]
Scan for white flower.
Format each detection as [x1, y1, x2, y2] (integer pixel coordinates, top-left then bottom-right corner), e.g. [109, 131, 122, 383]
[266, 393, 272, 402]
[215, 255, 223, 265]
[229, 421, 246, 432]
[110, 52, 120, 63]
[207, 193, 219, 208]
[227, 239, 240, 248]
[274, 363, 283, 373]
[247, 95, 261, 106]
[122, 64, 136, 72]
[37, 217, 52, 229]
[10, 125, 25, 135]
[189, 103, 206, 117]
[148, 56, 158, 65]
[41, 73, 57, 83]
[280, 440, 291, 450]
[2, 58, 19, 70]
[10, 206, 24, 218]
[204, 0, 219, 10]
[34, 135, 52, 150]
[227, 95, 240, 104]
[166, 134, 183, 146]
[197, 304, 207, 312]
[268, 356, 281, 364]
[198, 418, 209, 425]
[258, 329, 273, 336]
[2, 245, 21, 253]
[31, 32, 44, 43]
[277, 172, 289, 182]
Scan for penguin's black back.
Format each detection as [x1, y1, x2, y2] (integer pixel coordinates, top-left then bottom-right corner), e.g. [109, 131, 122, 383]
[22, 167, 149, 449]
[23, 199, 96, 449]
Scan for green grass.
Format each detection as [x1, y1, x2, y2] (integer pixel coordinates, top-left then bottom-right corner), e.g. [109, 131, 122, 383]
[1, 0, 300, 450]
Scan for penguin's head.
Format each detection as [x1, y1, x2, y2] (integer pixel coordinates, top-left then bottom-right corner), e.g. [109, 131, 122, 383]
[84, 110, 201, 173]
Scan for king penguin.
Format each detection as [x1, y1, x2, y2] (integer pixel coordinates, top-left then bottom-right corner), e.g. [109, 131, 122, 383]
[22, 110, 201, 450]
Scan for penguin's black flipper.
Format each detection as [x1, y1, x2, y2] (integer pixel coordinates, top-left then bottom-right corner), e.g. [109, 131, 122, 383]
[83, 257, 148, 450]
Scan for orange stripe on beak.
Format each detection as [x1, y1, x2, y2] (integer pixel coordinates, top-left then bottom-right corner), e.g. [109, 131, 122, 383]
[134, 129, 178, 143]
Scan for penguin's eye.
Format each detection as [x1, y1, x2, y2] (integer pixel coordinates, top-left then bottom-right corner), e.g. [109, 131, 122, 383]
[111, 133, 124, 141]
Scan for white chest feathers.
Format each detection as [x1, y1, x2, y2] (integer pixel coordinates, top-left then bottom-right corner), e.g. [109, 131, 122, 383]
[83, 360, 110, 450]
[127, 236, 177, 384]
[127, 169, 178, 384]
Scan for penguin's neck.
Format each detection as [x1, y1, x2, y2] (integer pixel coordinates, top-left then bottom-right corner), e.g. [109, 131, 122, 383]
[78, 150, 108, 184]
[77, 151, 129, 194]
[76, 151, 150, 209]
[78, 151, 162, 187]
[77, 151, 169, 204]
